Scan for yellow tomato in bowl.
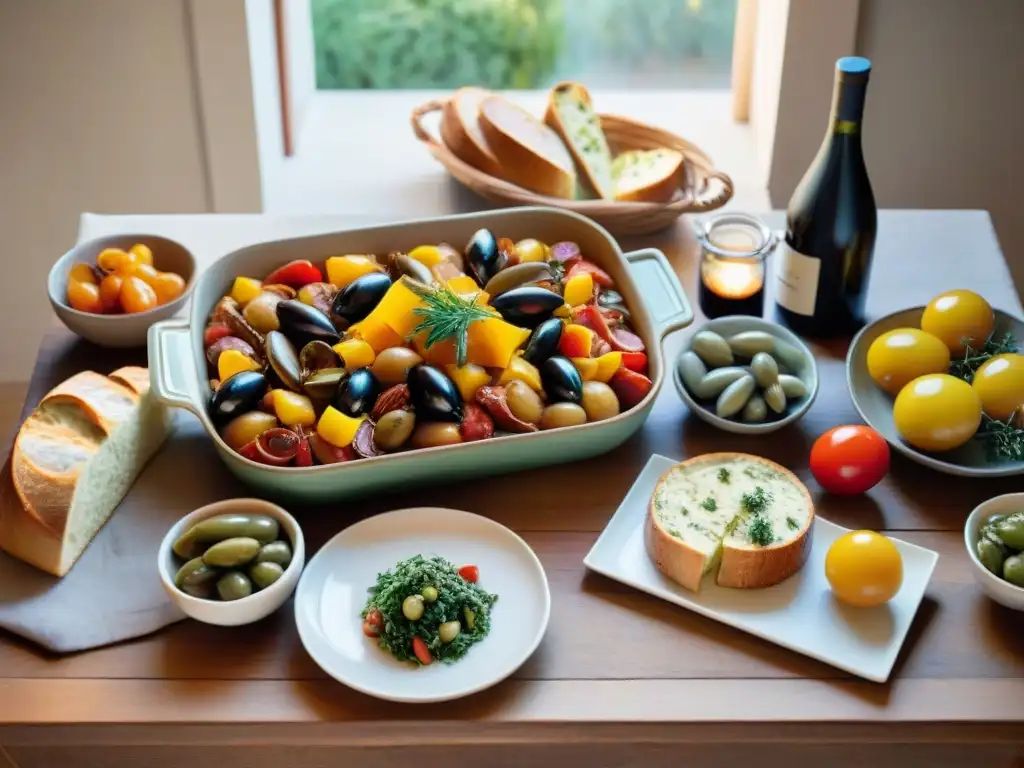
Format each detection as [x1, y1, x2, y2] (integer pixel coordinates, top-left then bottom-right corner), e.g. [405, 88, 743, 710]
[825, 530, 903, 607]
[972, 353, 1024, 423]
[866, 328, 950, 395]
[893, 373, 982, 452]
[920, 289, 994, 355]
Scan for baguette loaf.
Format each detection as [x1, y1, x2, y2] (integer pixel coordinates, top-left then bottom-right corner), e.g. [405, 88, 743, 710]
[612, 148, 684, 203]
[440, 86, 503, 177]
[544, 82, 615, 199]
[3, 367, 172, 576]
[478, 95, 577, 199]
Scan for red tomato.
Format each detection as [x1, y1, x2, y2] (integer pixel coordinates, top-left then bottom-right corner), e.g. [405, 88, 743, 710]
[264, 259, 322, 287]
[458, 565, 479, 583]
[620, 351, 647, 373]
[366, 609, 384, 629]
[567, 260, 613, 287]
[361, 620, 379, 638]
[411, 636, 432, 665]
[810, 425, 890, 495]
[609, 368, 653, 409]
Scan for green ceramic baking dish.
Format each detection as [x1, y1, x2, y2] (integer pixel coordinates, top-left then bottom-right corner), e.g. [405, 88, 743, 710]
[148, 207, 692, 502]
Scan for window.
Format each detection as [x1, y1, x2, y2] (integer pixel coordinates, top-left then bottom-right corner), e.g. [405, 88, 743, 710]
[312, 0, 738, 91]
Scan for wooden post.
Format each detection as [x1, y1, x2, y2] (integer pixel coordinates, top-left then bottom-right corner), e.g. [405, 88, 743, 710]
[731, 0, 758, 123]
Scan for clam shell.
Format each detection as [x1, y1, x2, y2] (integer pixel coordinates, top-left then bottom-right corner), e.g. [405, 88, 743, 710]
[691, 331, 734, 368]
[750, 352, 779, 388]
[778, 374, 808, 399]
[764, 382, 787, 414]
[676, 351, 707, 395]
[483, 262, 553, 297]
[715, 374, 755, 418]
[742, 395, 768, 423]
[694, 366, 748, 399]
[726, 331, 776, 357]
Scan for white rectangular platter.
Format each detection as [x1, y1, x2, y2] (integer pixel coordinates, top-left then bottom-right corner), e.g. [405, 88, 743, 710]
[583, 454, 939, 683]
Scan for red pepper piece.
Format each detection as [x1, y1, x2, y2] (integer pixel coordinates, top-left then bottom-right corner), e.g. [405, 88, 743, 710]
[567, 260, 613, 287]
[203, 323, 233, 347]
[458, 564, 480, 583]
[459, 402, 495, 442]
[620, 351, 648, 373]
[577, 305, 645, 353]
[294, 434, 314, 466]
[238, 440, 261, 462]
[609, 368, 653, 409]
[263, 259, 323, 288]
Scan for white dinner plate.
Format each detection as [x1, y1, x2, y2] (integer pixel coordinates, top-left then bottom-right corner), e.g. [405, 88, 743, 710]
[584, 455, 939, 683]
[294, 507, 551, 703]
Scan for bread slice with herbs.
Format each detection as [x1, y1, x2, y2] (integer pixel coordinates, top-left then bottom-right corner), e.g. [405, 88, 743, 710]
[544, 82, 615, 200]
[440, 86, 503, 177]
[612, 148, 684, 203]
[478, 95, 577, 199]
[4, 367, 172, 576]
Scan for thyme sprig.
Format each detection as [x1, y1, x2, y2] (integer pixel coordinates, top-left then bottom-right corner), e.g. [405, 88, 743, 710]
[949, 332, 1018, 383]
[975, 413, 1024, 462]
[406, 282, 492, 367]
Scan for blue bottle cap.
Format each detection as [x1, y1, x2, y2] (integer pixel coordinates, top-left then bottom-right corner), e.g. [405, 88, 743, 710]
[837, 56, 871, 74]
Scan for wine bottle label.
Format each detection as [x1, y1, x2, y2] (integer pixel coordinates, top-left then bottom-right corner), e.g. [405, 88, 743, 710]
[775, 243, 821, 317]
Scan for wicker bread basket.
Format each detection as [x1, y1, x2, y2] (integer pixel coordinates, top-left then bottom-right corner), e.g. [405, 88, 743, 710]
[411, 98, 734, 236]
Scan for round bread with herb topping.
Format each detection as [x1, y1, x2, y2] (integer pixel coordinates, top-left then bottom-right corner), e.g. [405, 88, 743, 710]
[645, 453, 814, 592]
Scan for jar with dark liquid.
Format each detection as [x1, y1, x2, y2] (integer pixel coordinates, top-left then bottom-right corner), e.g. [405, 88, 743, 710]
[695, 213, 776, 319]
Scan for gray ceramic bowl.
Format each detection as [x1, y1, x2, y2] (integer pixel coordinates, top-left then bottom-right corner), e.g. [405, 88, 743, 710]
[48, 233, 196, 348]
[847, 307, 1024, 478]
[964, 493, 1024, 611]
[673, 315, 819, 434]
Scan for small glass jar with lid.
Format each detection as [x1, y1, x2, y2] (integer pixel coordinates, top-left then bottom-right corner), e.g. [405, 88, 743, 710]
[694, 213, 776, 319]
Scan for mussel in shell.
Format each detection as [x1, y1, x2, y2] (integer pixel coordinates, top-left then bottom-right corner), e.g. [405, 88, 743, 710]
[483, 262, 553, 297]
[390, 252, 434, 285]
[333, 368, 379, 417]
[491, 286, 564, 329]
[522, 318, 563, 365]
[299, 340, 340, 378]
[465, 229, 500, 287]
[540, 356, 583, 403]
[276, 299, 341, 348]
[331, 272, 392, 326]
[209, 371, 267, 424]
[265, 331, 301, 392]
[408, 364, 463, 422]
[303, 368, 346, 400]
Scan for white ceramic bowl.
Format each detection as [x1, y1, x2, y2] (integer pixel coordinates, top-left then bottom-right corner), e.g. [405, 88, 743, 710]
[964, 493, 1024, 611]
[158, 498, 305, 626]
[673, 315, 819, 434]
[48, 233, 196, 348]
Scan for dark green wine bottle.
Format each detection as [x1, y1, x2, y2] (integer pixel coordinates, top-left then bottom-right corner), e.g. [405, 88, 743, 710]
[775, 56, 877, 337]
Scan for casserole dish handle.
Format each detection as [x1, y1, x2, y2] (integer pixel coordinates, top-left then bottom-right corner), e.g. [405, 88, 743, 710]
[148, 318, 202, 416]
[624, 248, 693, 338]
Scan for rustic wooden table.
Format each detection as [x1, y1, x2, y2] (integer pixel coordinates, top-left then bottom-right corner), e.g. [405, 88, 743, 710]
[1, 210, 1022, 768]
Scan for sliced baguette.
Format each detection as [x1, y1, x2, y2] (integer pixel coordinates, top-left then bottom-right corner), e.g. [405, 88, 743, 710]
[478, 95, 577, 199]
[3, 367, 172, 576]
[612, 148, 685, 203]
[440, 86, 503, 177]
[544, 82, 615, 199]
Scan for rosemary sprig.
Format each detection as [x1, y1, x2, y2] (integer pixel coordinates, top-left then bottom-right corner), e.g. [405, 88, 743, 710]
[975, 413, 1024, 462]
[949, 332, 1018, 382]
[406, 282, 492, 367]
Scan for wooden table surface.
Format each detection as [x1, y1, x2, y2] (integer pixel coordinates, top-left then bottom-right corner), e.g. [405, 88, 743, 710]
[1, 210, 1023, 768]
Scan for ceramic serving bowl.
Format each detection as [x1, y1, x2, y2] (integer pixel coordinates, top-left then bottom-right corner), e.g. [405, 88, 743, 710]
[673, 315, 819, 434]
[964, 493, 1024, 611]
[49, 233, 196, 348]
[158, 498, 305, 626]
[847, 307, 1024, 478]
[149, 206, 693, 502]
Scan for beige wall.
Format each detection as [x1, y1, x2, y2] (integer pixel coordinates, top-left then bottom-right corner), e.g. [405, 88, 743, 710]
[767, 0, 1024, 290]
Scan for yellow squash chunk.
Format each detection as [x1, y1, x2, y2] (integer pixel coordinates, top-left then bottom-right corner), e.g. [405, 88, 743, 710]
[414, 317, 531, 368]
[333, 338, 376, 370]
[563, 273, 594, 307]
[362, 277, 426, 339]
[230, 277, 262, 307]
[498, 356, 543, 392]
[218, 349, 260, 382]
[272, 389, 316, 427]
[408, 245, 446, 268]
[593, 351, 623, 383]
[317, 407, 365, 448]
[445, 363, 491, 402]
[349, 316, 403, 354]
[446, 275, 479, 294]
[572, 357, 599, 381]
[326, 255, 380, 288]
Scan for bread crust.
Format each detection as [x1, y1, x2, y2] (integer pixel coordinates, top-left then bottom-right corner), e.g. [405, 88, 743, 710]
[544, 82, 615, 200]
[440, 87, 503, 178]
[478, 96, 576, 199]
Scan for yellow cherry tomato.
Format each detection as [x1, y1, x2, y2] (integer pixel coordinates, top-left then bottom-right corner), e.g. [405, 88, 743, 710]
[514, 238, 549, 263]
[866, 328, 950, 396]
[921, 289, 994, 355]
[825, 530, 903, 607]
[972, 353, 1024, 423]
[129, 243, 153, 266]
[893, 373, 982, 452]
